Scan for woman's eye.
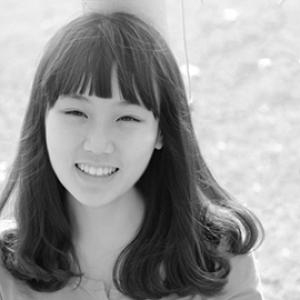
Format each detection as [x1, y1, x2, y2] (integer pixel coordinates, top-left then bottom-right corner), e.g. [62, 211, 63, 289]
[64, 110, 87, 118]
[118, 116, 141, 122]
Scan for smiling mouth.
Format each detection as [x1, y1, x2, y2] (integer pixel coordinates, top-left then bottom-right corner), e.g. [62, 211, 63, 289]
[75, 163, 119, 177]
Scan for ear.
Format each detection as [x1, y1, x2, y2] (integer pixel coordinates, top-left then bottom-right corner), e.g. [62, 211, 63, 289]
[155, 130, 163, 150]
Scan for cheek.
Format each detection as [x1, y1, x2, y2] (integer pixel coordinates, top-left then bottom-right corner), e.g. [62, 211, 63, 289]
[123, 130, 157, 163]
[45, 114, 82, 162]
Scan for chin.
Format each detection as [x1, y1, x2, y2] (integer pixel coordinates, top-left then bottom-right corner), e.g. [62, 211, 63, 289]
[70, 191, 121, 209]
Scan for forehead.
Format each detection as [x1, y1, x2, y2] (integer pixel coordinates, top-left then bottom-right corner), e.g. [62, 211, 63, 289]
[68, 67, 145, 107]
[58, 93, 147, 111]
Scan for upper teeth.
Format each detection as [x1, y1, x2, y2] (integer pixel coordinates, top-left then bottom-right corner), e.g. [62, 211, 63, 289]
[77, 164, 117, 176]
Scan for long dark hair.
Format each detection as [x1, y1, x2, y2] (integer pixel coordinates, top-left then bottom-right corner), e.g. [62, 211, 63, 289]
[0, 12, 264, 299]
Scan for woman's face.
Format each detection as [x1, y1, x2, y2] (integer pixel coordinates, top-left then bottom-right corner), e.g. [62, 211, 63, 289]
[45, 68, 162, 208]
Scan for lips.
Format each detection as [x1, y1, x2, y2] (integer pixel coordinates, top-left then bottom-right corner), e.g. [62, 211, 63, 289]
[75, 163, 119, 177]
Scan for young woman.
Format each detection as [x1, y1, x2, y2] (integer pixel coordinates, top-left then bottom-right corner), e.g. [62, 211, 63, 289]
[0, 3, 264, 300]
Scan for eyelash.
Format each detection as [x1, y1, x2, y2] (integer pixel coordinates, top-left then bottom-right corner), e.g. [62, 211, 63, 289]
[64, 111, 140, 122]
[117, 116, 141, 122]
[64, 110, 87, 118]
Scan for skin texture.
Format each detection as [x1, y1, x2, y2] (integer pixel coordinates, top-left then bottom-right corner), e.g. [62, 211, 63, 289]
[45, 67, 162, 209]
[45, 67, 163, 285]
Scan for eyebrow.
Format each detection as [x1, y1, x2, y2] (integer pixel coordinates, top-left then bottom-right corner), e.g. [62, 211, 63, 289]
[65, 94, 143, 108]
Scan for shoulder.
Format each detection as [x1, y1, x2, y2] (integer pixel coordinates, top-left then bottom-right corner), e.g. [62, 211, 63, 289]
[219, 253, 264, 299]
[166, 253, 264, 300]
[204, 253, 264, 300]
[0, 219, 31, 300]
[0, 247, 23, 300]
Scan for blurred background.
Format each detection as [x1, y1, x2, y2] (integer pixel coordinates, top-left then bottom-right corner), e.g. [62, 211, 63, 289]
[0, 0, 299, 299]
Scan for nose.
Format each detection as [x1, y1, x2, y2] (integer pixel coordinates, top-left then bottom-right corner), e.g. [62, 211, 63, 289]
[83, 123, 115, 155]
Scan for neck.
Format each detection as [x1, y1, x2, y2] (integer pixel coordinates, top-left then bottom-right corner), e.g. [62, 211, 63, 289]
[67, 187, 145, 281]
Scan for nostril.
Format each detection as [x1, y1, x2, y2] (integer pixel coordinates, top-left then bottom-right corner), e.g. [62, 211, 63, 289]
[83, 137, 115, 154]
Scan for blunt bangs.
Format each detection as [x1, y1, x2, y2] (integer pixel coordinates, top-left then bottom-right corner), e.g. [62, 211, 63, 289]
[40, 13, 163, 118]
